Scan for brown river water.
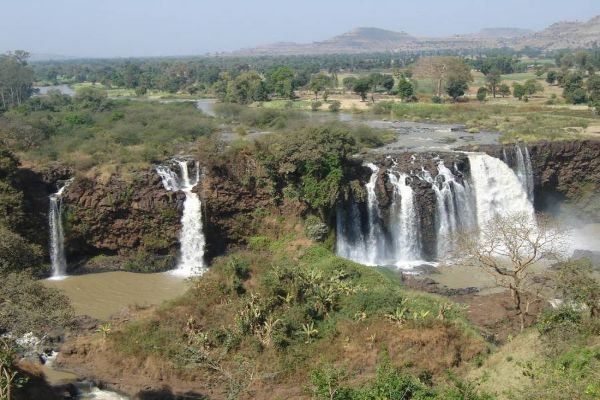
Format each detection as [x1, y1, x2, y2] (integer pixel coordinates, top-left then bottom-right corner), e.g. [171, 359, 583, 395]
[43, 271, 188, 321]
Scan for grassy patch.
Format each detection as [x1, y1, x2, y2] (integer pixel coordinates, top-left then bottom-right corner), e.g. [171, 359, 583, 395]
[379, 102, 597, 143]
[109, 231, 486, 397]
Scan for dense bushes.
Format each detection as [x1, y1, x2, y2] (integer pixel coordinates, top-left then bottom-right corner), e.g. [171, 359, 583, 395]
[257, 123, 358, 211]
[2, 99, 216, 172]
[310, 358, 495, 400]
[0, 272, 73, 336]
[0, 227, 43, 275]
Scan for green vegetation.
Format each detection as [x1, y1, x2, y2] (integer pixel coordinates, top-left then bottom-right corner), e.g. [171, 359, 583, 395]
[1, 93, 215, 173]
[310, 358, 494, 399]
[0, 272, 73, 336]
[109, 230, 485, 398]
[372, 102, 593, 142]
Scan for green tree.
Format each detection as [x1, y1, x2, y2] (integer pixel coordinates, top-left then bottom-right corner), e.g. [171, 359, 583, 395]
[562, 72, 587, 104]
[546, 71, 558, 85]
[74, 86, 110, 111]
[513, 83, 526, 100]
[498, 83, 511, 97]
[381, 74, 395, 93]
[397, 78, 415, 102]
[586, 75, 600, 102]
[485, 69, 502, 98]
[523, 79, 543, 96]
[309, 73, 333, 100]
[445, 76, 470, 101]
[226, 71, 268, 104]
[352, 78, 371, 101]
[269, 67, 296, 99]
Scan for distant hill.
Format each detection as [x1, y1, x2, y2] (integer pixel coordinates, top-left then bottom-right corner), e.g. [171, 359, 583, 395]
[233, 15, 600, 56]
[468, 27, 534, 39]
[513, 15, 600, 49]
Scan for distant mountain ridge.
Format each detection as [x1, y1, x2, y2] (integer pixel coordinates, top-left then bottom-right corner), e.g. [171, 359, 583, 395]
[234, 15, 600, 56]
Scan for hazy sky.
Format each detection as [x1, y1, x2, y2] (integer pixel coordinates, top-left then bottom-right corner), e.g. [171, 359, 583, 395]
[2, 0, 599, 58]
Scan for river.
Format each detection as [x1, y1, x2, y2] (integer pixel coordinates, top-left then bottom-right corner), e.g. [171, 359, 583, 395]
[43, 271, 188, 320]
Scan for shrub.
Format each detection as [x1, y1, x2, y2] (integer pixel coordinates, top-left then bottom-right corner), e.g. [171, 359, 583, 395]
[304, 215, 329, 242]
[0, 226, 43, 275]
[311, 101, 322, 111]
[328, 100, 341, 112]
[476, 87, 487, 102]
[0, 272, 73, 336]
[431, 95, 443, 104]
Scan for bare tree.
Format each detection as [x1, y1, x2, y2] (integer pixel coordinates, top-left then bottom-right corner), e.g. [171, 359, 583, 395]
[413, 56, 472, 97]
[456, 212, 566, 331]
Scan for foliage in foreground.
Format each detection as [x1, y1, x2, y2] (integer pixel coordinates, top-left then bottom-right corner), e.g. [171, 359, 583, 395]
[109, 233, 484, 398]
[0, 272, 73, 337]
[310, 357, 495, 400]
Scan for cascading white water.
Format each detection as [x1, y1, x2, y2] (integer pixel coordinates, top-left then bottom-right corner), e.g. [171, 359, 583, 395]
[49, 180, 72, 280]
[514, 145, 534, 202]
[418, 161, 475, 258]
[388, 172, 421, 264]
[156, 160, 206, 276]
[364, 163, 386, 265]
[468, 153, 535, 227]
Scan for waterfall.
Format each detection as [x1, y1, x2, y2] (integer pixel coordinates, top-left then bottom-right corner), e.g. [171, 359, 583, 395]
[48, 180, 72, 280]
[156, 160, 206, 276]
[513, 145, 534, 202]
[364, 163, 386, 265]
[418, 161, 475, 258]
[468, 153, 535, 227]
[388, 172, 421, 263]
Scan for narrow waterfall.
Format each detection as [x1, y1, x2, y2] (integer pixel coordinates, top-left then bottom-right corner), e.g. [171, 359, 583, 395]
[49, 180, 72, 279]
[156, 160, 206, 276]
[388, 172, 421, 263]
[514, 145, 534, 201]
[468, 153, 535, 227]
[364, 163, 385, 265]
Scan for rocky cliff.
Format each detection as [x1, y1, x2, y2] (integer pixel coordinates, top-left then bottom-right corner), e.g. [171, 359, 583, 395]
[62, 172, 184, 271]
[20, 140, 599, 273]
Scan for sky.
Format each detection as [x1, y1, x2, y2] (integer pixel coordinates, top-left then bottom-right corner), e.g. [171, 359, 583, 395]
[1, 0, 600, 58]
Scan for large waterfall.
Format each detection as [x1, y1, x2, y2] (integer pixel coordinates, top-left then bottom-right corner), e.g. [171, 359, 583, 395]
[468, 153, 535, 227]
[336, 152, 536, 269]
[48, 180, 72, 280]
[156, 160, 206, 276]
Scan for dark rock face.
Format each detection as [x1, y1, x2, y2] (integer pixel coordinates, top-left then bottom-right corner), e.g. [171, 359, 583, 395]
[63, 172, 184, 265]
[198, 150, 289, 258]
[472, 140, 600, 221]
